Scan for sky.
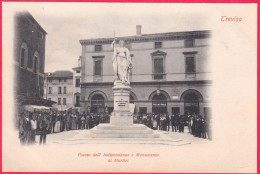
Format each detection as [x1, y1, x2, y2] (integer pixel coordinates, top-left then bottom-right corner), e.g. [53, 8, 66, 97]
[7, 2, 213, 72]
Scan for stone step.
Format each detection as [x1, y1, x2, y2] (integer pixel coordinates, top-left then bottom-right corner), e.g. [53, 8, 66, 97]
[91, 133, 160, 138]
[96, 124, 148, 130]
[91, 124, 160, 138]
[91, 129, 153, 134]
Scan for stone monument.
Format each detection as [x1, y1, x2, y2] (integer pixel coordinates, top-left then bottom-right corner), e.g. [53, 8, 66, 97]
[91, 39, 159, 138]
[110, 80, 133, 126]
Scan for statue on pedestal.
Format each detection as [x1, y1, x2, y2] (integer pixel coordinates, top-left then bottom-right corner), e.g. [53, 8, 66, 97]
[90, 36, 159, 138]
[111, 39, 132, 85]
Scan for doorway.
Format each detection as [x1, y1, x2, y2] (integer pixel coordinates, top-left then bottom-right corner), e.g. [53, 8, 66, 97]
[152, 93, 167, 114]
[91, 94, 105, 113]
[184, 93, 200, 115]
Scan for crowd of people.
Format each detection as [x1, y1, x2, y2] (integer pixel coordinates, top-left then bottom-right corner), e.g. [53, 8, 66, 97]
[18, 110, 110, 145]
[133, 112, 211, 139]
[18, 110, 211, 145]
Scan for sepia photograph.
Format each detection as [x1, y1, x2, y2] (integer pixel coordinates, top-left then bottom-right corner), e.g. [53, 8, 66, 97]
[2, 2, 257, 173]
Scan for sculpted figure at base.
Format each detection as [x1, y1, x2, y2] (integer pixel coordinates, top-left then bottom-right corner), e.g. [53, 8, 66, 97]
[111, 39, 132, 85]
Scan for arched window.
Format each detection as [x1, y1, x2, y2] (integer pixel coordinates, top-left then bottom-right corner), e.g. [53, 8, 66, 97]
[20, 43, 28, 68]
[33, 51, 39, 73]
[184, 93, 199, 102]
[91, 94, 105, 101]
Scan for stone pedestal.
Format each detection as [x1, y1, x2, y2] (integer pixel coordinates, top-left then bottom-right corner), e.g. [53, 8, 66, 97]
[110, 81, 133, 126]
[91, 81, 159, 138]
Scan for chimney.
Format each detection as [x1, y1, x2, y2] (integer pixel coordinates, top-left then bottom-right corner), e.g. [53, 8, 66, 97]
[136, 25, 142, 36]
[78, 56, 82, 67]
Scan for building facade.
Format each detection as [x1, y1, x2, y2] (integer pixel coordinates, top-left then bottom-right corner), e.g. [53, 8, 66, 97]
[14, 12, 54, 115]
[44, 71, 74, 111]
[72, 57, 82, 111]
[79, 26, 212, 117]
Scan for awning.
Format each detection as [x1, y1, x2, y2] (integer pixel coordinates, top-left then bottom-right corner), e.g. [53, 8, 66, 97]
[16, 94, 57, 107]
[24, 105, 51, 112]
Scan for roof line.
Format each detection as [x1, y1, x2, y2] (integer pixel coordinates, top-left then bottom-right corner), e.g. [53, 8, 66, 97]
[79, 30, 211, 45]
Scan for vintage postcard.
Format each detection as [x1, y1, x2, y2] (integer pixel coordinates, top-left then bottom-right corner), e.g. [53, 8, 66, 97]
[2, 2, 257, 173]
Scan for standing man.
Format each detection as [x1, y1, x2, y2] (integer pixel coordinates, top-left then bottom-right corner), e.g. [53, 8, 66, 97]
[187, 113, 192, 133]
[89, 113, 93, 129]
[156, 114, 160, 130]
[65, 113, 71, 131]
[30, 114, 37, 144]
[18, 113, 31, 145]
[179, 115, 185, 133]
[166, 113, 170, 131]
[39, 116, 50, 145]
[80, 115, 85, 129]
[85, 113, 89, 129]
[171, 114, 176, 132]
[175, 113, 180, 132]
[51, 113, 56, 133]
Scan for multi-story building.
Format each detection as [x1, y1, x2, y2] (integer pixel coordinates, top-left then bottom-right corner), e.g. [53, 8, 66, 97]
[79, 26, 212, 117]
[14, 11, 54, 115]
[72, 57, 82, 111]
[44, 71, 74, 111]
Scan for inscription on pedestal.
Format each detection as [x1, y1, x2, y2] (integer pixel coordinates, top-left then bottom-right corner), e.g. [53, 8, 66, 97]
[116, 100, 127, 107]
[114, 95, 129, 111]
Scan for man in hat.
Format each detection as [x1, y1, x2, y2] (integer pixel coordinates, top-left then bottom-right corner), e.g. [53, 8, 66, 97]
[39, 115, 50, 145]
[18, 112, 31, 145]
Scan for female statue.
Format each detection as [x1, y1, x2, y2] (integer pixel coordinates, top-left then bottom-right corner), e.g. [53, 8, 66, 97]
[111, 39, 132, 84]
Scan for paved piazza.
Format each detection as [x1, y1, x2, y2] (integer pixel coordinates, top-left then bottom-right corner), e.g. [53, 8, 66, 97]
[34, 126, 210, 147]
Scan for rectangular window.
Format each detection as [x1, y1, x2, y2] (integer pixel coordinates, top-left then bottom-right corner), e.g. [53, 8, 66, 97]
[48, 79, 52, 83]
[153, 58, 164, 79]
[94, 60, 102, 75]
[63, 98, 66, 105]
[186, 57, 195, 73]
[75, 96, 80, 107]
[185, 39, 194, 47]
[76, 70, 80, 73]
[154, 42, 162, 49]
[48, 87, 52, 94]
[33, 57, 38, 73]
[76, 79, 80, 87]
[58, 87, 62, 94]
[64, 78, 67, 82]
[63, 87, 67, 94]
[58, 98, 61, 105]
[21, 48, 25, 67]
[59, 78, 62, 82]
[94, 45, 102, 52]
